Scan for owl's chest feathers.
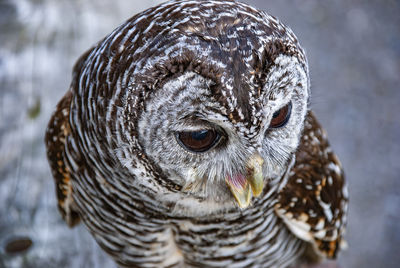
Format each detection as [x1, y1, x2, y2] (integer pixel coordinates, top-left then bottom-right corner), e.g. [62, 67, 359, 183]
[120, 185, 300, 267]
[155, 196, 304, 267]
[71, 151, 302, 266]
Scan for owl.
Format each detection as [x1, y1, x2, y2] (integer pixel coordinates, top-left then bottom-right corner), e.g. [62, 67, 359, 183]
[45, 0, 348, 267]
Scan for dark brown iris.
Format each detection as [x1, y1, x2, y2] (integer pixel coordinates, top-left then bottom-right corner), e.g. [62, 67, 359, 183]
[269, 102, 292, 128]
[176, 129, 220, 152]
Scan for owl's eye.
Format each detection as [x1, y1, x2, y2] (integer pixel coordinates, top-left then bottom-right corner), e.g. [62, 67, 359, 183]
[176, 129, 220, 153]
[269, 102, 292, 128]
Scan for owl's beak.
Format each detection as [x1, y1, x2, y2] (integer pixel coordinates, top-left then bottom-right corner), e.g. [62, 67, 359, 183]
[225, 154, 264, 208]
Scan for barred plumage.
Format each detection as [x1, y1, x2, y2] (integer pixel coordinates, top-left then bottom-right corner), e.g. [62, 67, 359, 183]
[45, 0, 348, 267]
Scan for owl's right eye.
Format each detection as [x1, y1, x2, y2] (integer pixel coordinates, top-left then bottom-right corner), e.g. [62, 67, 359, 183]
[176, 129, 220, 153]
[269, 102, 292, 129]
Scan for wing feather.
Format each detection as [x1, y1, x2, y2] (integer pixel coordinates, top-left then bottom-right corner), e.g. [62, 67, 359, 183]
[45, 90, 80, 227]
[275, 111, 348, 260]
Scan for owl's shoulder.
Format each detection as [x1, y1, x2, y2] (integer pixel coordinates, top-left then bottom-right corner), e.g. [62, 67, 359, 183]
[275, 111, 348, 261]
[45, 90, 80, 227]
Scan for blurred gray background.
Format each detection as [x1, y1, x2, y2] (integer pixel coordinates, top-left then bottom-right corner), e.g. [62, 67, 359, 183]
[0, 0, 399, 267]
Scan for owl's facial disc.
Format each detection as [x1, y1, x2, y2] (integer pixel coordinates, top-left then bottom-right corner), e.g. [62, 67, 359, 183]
[225, 154, 264, 208]
[137, 65, 308, 210]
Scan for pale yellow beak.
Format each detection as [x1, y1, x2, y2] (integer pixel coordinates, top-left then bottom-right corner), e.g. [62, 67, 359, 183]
[225, 154, 264, 208]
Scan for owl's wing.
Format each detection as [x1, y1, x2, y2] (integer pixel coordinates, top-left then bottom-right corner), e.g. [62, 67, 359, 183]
[45, 90, 81, 227]
[44, 49, 94, 227]
[275, 111, 348, 260]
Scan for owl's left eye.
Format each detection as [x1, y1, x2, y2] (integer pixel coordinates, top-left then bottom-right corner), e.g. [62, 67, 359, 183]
[269, 102, 292, 128]
[176, 129, 220, 153]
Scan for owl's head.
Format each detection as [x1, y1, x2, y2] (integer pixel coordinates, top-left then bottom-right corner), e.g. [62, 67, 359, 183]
[76, 0, 309, 213]
[133, 1, 309, 210]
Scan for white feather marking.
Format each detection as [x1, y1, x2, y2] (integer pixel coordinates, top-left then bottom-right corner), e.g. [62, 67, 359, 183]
[314, 229, 327, 239]
[319, 199, 333, 222]
[276, 209, 313, 242]
[314, 218, 325, 231]
[328, 162, 341, 175]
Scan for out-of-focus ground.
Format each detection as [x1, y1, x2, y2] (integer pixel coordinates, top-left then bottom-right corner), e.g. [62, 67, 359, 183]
[0, 0, 399, 267]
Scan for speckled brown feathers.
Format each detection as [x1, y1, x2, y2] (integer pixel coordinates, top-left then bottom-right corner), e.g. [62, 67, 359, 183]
[45, 90, 80, 227]
[275, 111, 348, 260]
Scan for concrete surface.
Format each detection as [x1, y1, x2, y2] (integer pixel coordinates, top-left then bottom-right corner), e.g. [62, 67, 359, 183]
[0, 0, 399, 267]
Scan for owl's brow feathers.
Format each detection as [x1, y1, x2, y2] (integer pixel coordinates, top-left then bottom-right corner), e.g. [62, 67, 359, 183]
[76, 0, 306, 128]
